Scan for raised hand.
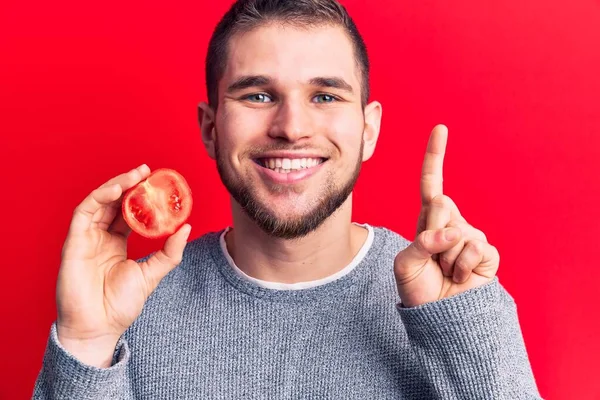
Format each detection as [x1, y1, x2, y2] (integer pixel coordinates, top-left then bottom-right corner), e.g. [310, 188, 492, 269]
[394, 125, 500, 308]
[55, 165, 191, 367]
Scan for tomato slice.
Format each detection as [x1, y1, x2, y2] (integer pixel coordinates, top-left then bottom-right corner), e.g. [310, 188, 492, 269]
[122, 168, 192, 239]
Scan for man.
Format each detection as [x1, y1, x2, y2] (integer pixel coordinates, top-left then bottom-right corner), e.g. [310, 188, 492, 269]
[34, 0, 541, 398]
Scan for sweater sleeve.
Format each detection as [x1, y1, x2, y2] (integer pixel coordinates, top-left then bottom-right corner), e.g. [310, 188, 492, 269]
[396, 278, 542, 400]
[32, 323, 134, 400]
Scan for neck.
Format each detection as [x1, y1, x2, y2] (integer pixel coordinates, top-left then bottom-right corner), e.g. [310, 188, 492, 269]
[225, 195, 368, 284]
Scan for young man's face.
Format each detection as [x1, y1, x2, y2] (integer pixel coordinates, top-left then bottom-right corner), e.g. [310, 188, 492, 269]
[205, 23, 380, 239]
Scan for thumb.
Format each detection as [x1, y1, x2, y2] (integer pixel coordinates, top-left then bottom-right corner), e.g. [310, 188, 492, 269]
[139, 224, 192, 293]
[396, 227, 461, 266]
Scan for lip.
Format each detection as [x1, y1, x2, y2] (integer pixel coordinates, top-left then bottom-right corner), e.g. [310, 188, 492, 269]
[254, 159, 326, 184]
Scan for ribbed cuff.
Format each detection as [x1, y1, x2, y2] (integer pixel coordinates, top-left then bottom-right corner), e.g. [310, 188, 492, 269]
[397, 278, 511, 328]
[394, 279, 539, 399]
[39, 322, 130, 399]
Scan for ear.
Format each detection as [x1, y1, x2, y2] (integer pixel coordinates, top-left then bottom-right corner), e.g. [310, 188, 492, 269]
[362, 101, 382, 161]
[198, 102, 217, 160]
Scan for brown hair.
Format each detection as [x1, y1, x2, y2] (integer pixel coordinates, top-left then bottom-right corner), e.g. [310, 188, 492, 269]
[205, 0, 370, 109]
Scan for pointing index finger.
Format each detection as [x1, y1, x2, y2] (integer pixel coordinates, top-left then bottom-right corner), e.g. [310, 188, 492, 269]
[420, 124, 448, 205]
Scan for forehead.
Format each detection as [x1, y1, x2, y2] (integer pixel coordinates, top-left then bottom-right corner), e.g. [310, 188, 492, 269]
[222, 23, 359, 89]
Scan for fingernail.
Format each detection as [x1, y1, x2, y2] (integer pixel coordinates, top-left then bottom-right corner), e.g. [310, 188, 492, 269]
[184, 224, 192, 239]
[444, 228, 459, 241]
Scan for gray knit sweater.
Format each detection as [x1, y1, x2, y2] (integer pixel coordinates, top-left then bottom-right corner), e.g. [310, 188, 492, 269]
[33, 226, 541, 399]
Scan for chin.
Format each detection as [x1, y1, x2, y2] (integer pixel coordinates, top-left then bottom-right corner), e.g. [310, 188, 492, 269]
[265, 202, 311, 220]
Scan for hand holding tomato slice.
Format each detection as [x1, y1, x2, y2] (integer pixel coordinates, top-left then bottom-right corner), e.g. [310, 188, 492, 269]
[56, 165, 192, 368]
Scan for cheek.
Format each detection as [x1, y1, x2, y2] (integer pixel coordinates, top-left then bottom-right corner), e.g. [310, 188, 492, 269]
[219, 107, 271, 148]
[324, 110, 364, 157]
[216, 111, 267, 164]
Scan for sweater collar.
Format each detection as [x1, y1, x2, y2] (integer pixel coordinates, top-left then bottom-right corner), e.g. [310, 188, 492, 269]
[208, 224, 389, 303]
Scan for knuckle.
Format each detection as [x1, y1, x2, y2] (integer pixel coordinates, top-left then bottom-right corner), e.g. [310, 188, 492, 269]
[430, 194, 445, 206]
[468, 240, 484, 256]
[418, 229, 439, 249]
[166, 254, 179, 266]
[90, 187, 105, 201]
[129, 168, 142, 179]
[461, 222, 487, 242]
[430, 194, 451, 209]
[460, 224, 487, 242]
[446, 220, 459, 228]
[416, 231, 429, 248]
[473, 228, 487, 242]
[163, 249, 183, 266]
[447, 220, 468, 232]
[440, 253, 454, 267]
[155, 250, 169, 265]
[421, 173, 436, 186]
[173, 255, 183, 265]
[440, 194, 453, 205]
[72, 204, 87, 218]
[455, 257, 471, 272]
[490, 244, 500, 261]
[490, 244, 499, 256]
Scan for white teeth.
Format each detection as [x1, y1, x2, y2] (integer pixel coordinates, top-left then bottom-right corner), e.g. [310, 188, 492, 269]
[259, 157, 324, 172]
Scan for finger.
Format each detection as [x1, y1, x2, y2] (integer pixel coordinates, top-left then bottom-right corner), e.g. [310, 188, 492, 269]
[424, 195, 452, 266]
[138, 224, 192, 293]
[421, 194, 467, 267]
[107, 210, 132, 238]
[439, 223, 486, 277]
[420, 124, 448, 206]
[452, 240, 499, 283]
[426, 195, 452, 231]
[100, 164, 152, 231]
[69, 164, 150, 235]
[70, 184, 123, 235]
[416, 194, 465, 236]
[441, 195, 466, 222]
[396, 227, 462, 268]
[100, 164, 151, 193]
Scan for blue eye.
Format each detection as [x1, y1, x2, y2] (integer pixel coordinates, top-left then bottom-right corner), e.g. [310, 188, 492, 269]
[245, 93, 272, 103]
[313, 94, 337, 103]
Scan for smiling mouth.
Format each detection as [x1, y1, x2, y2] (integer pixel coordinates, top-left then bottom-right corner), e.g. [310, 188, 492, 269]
[253, 157, 327, 174]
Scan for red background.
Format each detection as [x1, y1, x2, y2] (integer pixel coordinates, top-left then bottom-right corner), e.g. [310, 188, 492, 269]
[1, 1, 599, 398]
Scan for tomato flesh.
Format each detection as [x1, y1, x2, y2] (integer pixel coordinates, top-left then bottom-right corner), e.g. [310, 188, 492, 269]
[122, 168, 192, 239]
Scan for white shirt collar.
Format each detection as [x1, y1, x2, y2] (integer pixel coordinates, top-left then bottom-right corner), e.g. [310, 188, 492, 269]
[219, 223, 374, 290]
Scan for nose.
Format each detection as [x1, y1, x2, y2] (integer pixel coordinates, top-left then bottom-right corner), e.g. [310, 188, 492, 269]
[267, 99, 315, 142]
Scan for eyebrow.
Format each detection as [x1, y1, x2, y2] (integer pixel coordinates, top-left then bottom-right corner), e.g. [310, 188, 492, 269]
[226, 75, 354, 94]
[309, 77, 354, 94]
[226, 75, 271, 93]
